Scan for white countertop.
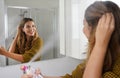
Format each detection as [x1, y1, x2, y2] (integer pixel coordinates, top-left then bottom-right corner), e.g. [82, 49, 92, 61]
[0, 56, 81, 78]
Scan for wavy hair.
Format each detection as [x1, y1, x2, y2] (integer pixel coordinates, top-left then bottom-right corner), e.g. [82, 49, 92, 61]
[16, 18, 39, 53]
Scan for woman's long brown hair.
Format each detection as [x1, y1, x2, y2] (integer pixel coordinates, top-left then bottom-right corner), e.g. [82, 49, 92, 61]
[16, 18, 39, 54]
[85, 1, 120, 72]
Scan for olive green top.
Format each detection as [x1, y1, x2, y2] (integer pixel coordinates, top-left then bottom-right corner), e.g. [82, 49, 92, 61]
[14, 37, 43, 63]
[62, 54, 120, 78]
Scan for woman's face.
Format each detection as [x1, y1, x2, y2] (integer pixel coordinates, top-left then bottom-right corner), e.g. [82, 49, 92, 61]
[23, 21, 36, 37]
[83, 19, 91, 39]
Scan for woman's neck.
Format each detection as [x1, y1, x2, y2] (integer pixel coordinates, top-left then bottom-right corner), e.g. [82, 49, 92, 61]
[26, 36, 30, 41]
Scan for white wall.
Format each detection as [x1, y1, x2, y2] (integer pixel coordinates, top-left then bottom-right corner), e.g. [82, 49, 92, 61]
[59, 0, 65, 55]
[64, 0, 99, 59]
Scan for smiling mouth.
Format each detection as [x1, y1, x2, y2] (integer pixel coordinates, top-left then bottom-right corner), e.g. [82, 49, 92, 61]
[30, 32, 34, 34]
[28, 32, 34, 35]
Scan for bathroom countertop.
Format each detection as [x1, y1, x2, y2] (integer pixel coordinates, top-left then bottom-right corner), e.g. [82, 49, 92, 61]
[0, 56, 82, 78]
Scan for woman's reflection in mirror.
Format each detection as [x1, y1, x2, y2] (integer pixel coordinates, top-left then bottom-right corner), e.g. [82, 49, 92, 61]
[0, 18, 43, 63]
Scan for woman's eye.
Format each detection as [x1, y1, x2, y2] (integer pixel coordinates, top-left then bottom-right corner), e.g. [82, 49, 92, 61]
[26, 25, 30, 28]
[32, 25, 35, 27]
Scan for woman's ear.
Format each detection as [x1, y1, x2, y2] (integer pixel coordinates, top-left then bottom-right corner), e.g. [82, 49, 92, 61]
[88, 26, 92, 31]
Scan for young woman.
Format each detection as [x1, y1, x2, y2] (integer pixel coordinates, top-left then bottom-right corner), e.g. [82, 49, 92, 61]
[0, 18, 43, 63]
[21, 1, 120, 78]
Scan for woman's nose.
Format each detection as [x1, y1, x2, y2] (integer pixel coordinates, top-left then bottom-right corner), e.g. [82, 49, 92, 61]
[29, 27, 34, 31]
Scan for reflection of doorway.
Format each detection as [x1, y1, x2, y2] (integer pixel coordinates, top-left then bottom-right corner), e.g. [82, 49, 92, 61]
[6, 7, 59, 65]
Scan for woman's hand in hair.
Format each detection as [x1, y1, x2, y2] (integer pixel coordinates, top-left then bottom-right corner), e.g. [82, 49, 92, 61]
[83, 13, 115, 78]
[95, 13, 115, 47]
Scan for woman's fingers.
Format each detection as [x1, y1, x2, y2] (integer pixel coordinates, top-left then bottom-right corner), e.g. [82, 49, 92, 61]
[110, 13, 115, 31]
[97, 13, 115, 34]
[105, 13, 114, 32]
[95, 13, 115, 46]
[0, 46, 5, 55]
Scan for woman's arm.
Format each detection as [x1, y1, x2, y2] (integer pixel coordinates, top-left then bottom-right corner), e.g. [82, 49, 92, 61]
[0, 47, 24, 62]
[83, 13, 115, 78]
[0, 33, 24, 62]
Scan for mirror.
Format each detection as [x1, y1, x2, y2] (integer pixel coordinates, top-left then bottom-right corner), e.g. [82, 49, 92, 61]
[0, 0, 65, 66]
[0, 0, 119, 67]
